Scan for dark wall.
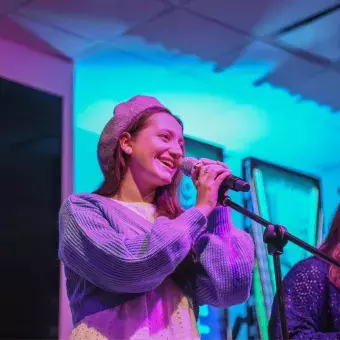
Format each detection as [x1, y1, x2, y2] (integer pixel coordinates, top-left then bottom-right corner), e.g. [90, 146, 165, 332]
[0, 77, 61, 339]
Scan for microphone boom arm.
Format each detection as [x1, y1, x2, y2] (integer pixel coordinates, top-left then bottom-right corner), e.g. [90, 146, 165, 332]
[222, 196, 340, 340]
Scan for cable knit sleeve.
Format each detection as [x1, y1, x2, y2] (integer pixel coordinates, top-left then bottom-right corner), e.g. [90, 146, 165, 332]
[268, 257, 340, 340]
[59, 194, 207, 294]
[193, 206, 254, 307]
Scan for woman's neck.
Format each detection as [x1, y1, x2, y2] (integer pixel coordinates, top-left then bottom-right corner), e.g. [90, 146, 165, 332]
[113, 170, 156, 204]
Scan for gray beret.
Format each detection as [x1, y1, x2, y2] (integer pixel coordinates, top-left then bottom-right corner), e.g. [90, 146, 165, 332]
[97, 95, 168, 176]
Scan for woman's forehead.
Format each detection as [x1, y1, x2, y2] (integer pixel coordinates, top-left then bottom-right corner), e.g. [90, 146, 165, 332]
[146, 113, 183, 133]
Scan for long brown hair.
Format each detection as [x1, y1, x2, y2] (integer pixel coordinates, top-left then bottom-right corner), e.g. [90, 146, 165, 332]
[320, 205, 340, 287]
[94, 107, 184, 219]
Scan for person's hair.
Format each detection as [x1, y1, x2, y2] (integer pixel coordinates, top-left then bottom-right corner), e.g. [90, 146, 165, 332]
[319, 205, 340, 287]
[94, 106, 184, 219]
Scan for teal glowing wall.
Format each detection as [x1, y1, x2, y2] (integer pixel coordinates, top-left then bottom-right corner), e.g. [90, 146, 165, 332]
[73, 49, 340, 339]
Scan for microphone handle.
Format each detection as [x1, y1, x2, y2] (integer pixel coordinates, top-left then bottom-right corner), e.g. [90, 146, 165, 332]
[221, 175, 250, 192]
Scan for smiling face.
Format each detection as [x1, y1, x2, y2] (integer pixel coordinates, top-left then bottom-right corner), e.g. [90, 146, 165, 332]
[121, 112, 184, 192]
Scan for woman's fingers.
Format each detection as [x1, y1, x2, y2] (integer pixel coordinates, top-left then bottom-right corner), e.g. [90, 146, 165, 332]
[199, 158, 229, 170]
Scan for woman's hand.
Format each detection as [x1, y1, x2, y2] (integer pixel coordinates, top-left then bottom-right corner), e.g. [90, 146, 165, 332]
[192, 158, 232, 217]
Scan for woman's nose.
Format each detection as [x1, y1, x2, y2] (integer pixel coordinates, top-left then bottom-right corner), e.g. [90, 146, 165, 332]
[169, 144, 183, 158]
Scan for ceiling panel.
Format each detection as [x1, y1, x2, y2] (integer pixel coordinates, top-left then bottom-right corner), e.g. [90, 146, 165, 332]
[261, 68, 340, 111]
[0, 0, 27, 15]
[296, 70, 340, 106]
[277, 10, 340, 61]
[0, 0, 339, 112]
[186, 0, 339, 37]
[335, 59, 340, 71]
[16, 0, 168, 41]
[127, 8, 250, 61]
[0, 16, 64, 57]
[211, 40, 292, 74]
[258, 54, 326, 85]
[77, 35, 179, 66]
[10, 13, 97, 58]
[103, 35, 180, 62]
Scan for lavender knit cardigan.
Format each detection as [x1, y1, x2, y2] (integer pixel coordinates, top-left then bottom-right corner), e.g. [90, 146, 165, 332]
[59, 194, 254, 325]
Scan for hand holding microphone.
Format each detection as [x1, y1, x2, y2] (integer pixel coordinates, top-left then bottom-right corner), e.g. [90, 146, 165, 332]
[179, 157, 250, 217]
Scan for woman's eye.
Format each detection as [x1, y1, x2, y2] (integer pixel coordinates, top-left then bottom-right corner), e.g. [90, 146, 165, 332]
[160, 134, 170, 140]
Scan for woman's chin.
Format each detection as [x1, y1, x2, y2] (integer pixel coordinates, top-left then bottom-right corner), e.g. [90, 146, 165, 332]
[155, 172, 173, 186]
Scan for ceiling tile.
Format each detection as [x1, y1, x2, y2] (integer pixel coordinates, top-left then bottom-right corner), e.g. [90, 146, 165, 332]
[334, 59, 340, 71]
[262, 67, 340, 110]
[186, 0, 339, 37]
[296, 70, 340, 104]
[126, 8, 250, 61]
[260, 54, 326, 85]
[17, 0, 168, 41]
[10, 13, 97, 58]
[277, 10, 340, 61]
[76, 35, 178, 66]
[0, 0, 27, 15]
[212, 40, 291, 73]
[0, 17, 65, 58]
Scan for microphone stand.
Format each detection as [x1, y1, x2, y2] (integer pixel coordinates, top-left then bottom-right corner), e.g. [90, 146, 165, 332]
[222, 196, 340, 340]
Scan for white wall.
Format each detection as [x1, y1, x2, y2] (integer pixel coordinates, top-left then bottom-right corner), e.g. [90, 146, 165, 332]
[0, 38, 74, 340]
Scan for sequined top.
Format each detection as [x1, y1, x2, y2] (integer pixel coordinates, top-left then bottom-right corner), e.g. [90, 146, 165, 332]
[268, 256, 340, 339]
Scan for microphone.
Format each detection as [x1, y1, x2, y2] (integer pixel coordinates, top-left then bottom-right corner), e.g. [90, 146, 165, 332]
[180, 157, 250, 193]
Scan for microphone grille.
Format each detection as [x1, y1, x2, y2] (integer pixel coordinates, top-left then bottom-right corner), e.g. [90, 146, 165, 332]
[179, 157, 198, 176]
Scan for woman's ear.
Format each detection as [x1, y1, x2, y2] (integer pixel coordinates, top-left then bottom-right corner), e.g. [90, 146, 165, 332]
[119, 132, 133, 155]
